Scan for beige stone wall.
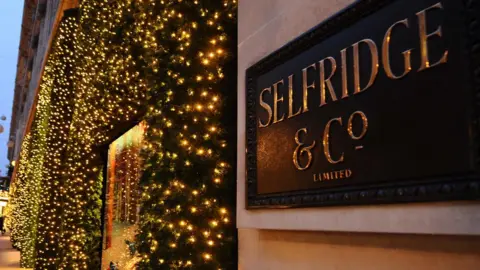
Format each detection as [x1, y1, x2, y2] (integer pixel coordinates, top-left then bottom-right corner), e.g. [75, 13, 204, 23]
[237, 0, 480, 269]
[239, 229, 480, 270]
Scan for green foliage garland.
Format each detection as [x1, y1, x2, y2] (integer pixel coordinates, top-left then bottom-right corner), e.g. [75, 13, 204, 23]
[131, 0, 237, 268]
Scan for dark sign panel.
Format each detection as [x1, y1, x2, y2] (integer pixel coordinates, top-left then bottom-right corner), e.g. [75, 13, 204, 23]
[246, 0, 480, 208]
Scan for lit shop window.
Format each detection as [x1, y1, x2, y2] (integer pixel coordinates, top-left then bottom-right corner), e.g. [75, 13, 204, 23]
[102, 122, 145, 270]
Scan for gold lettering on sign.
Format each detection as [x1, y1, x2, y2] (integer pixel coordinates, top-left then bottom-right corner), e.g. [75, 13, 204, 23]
[258, 2, 450, 128]
[273, 79, 285, 124]
[293, 128, 316, 170]
[417, 2, 448, 71]
[258, 87, 273, 128]
[313, 169, 353, 182]
[347, 111, 368, 140]
[382, 19, 413, 79]
[319, 57, 338, 107]
[302, 63, 317, 113]
[323, 117, 344, 164]
[352, 39, 379, 94]
[259, 1, 452, 181]
[340, 47, 349, 99]
[288, 74, 302, 119]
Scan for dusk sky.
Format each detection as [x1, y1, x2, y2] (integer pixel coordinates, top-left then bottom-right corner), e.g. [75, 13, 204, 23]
[0, 2, 24, 176]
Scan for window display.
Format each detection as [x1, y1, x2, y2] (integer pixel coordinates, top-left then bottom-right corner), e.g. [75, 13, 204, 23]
[102, 123, 145, 270]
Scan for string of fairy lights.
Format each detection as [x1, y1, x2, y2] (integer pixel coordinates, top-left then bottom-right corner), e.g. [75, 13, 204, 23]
[6, 13, 78, 268]
[7, 0, 237, 269]
[35, 14, 78, 269]
[133, 1, 237, 268]
[5, 133, 32, 262]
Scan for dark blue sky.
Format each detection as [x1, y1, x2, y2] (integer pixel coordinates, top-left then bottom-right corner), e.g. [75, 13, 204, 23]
[0, 2, 24, 176]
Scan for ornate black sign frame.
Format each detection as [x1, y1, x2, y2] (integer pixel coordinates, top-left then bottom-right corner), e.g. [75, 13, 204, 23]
[245, 0, 480, 209]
